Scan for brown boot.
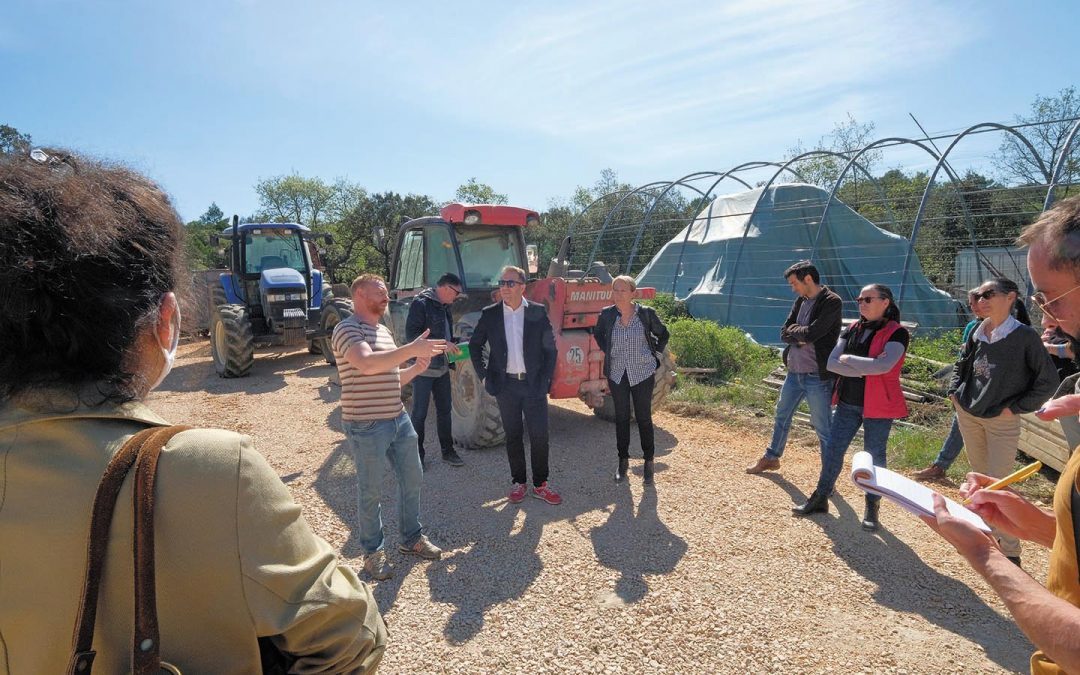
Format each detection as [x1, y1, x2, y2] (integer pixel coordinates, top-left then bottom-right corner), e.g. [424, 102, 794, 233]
[745, 455, 780, 474]
[912, 464, 946, 482]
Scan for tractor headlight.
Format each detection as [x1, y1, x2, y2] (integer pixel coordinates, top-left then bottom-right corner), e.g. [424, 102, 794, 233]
[267, 292, 308, 303]
[463, 209, 482, 225]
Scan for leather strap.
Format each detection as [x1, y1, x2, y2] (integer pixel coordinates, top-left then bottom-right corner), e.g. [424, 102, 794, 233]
[66, 425, 190, 675]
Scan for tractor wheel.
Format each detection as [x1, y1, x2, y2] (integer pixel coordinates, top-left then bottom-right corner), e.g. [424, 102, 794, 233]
[592, 349, 677, 421]
[320, 297, 354, 366]
[449, 318, 504, 448]
[210, 282, 228, 308]
[450, 358, 505, 448]
[210, 304, 255, 378]
[308, 340, 322, 355]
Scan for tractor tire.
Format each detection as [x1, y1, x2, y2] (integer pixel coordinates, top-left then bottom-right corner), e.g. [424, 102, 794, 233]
[449, 318, 505, 449]
[450, 358, 505, 448]
[592, 348, 677, 421]
[210, 303, 255, 378]
[210, 282, 228, 308]
[320, 297, 354, 366]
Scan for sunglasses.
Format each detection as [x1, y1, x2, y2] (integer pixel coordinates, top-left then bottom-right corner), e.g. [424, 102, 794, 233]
[1033, 284, 1080, 322]
[497, 279, 523, 288]
[855, 296, 884, 304]
[971, 289, 1001, 302]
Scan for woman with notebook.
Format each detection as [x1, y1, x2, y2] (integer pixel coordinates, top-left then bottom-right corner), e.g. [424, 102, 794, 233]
[947, 277, 1058, 567]
[793, 283, 909, 531]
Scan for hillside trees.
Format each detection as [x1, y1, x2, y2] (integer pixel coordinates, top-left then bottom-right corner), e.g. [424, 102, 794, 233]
[993, 86, 1080, 188]
[0, 124, 31, 155]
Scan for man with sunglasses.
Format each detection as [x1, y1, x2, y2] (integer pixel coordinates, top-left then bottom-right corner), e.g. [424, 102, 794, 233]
[746, 260, 842, 475]
[469, 265, 561, 505]
[406, 273, 466, 468]
[924, 196, 1080, 673]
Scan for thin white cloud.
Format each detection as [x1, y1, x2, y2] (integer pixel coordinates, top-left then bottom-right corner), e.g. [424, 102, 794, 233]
[374, 0, 984, 157]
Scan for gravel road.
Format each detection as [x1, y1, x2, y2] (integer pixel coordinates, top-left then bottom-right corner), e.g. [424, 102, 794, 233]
[151, 340, 1040, 673]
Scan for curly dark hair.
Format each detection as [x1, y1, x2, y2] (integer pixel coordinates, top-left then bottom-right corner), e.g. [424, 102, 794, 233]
[0, 149, 185, 402]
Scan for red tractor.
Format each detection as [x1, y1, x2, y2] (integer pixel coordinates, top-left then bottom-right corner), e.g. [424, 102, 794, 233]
[379, 203, 676, 448]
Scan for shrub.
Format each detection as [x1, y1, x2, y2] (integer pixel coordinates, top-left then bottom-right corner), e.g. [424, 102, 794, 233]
[667, 319, 775, 380]
[640, 292, 691, 323]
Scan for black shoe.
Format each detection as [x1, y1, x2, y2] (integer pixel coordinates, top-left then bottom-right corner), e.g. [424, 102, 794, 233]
[643, 460, 655, 486]
[1007, 555, 1022, 568]
[792, 490, 829, 516]
[442, 448, 464, 467]
[615, 457, 629, 483]
[861, 496, 880, 531]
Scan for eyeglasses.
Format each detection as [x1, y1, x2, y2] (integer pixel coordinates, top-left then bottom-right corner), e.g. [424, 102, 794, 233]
[971, 289, 1001, 302]
[447, 287, 462, 297]
[1032, 284, 1080, 322]
[855, 296, 884, 304]
[497, 279, 523, 288]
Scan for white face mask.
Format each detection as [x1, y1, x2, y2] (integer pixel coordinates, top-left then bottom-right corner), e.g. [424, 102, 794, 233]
[147, 305, 181, 392]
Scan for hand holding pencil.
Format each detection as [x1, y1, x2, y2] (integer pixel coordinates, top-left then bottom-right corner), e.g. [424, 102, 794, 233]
[958, 465, 1057, 548]
[961, 461, 1041, 505]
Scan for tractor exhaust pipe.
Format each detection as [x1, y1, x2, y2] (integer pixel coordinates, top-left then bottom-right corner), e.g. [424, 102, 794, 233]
[547, 235, 572, 279]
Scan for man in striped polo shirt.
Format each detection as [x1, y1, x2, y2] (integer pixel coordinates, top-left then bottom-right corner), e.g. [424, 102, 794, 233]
[332, 273, 448, 580]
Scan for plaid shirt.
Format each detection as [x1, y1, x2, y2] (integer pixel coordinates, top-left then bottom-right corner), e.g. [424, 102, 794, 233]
[608, 312, 658, 386]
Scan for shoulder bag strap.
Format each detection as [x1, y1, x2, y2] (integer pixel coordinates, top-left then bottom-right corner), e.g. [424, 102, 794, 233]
[66, 425, 190, 675]
[131, 425, 191, 674]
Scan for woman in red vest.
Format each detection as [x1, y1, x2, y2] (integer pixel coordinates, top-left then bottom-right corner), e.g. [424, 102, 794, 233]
[793, 284, 909, 531]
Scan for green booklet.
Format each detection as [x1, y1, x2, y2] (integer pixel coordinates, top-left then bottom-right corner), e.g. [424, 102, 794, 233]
[447, 343, 471, 363]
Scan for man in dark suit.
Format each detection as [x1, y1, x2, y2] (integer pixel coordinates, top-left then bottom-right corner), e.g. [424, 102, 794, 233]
[469, 265, 561, 505]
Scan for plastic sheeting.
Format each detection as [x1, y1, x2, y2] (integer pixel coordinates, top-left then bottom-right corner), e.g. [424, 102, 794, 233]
[635, 183, 964, 345]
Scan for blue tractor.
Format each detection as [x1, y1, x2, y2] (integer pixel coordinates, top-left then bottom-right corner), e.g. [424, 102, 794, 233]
[208, 217, 353, 377]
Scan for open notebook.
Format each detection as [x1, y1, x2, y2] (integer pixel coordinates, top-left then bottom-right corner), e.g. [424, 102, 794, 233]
[850, 451, 990, 532]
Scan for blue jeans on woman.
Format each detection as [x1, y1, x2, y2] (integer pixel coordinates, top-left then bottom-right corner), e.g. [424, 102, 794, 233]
[815, 401, 894, 502]
[342, 411, 425, 555]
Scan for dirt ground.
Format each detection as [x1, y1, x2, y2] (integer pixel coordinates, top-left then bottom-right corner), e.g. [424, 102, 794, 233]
[151, 339, 1043, 674]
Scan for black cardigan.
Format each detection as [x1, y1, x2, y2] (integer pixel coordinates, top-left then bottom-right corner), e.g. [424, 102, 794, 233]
[593, 304, 670, 380]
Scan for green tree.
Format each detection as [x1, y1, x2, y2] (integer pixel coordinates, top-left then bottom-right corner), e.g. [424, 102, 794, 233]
[453, 178, 508, 205]
[254, 174, 337, 228]
[183, 203, 230, 271]
[0, 124, 32, 155]
[330, 191, 438, 282]
[785, 114, 883, 189]
[993, 86, 1080, 187]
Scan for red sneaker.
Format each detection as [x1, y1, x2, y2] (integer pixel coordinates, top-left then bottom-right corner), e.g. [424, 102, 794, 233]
[531, 482, 562, 505]
[508, 483, 527, 504]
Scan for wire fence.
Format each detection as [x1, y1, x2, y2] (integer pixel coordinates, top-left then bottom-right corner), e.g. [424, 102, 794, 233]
[563, 117, 1080, 337]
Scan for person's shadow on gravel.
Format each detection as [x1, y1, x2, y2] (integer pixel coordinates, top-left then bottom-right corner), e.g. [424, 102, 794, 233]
[821, 496, 1033, 673]
[587, 482, 688, 604]
[425, 501, 544, 644]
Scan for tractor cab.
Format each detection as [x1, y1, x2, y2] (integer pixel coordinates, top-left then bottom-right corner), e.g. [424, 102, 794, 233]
[381, 204, 540, 340]
[207, 219, 347, 377]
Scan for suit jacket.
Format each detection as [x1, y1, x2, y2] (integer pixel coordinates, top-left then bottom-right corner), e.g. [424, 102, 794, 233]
[469, 300, 557, 396]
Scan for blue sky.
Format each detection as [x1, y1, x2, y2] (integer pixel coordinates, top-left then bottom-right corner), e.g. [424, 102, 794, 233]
[3, 0, 1078, 221]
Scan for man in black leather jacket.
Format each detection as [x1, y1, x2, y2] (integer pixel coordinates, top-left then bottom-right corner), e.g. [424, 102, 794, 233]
[405, 273, 465, 467]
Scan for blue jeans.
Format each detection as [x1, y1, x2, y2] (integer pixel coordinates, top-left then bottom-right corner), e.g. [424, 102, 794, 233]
[766, 372, 834, 459]
[411, 373, 453, 460]
[342, 411, 424, 555]
[816, 401, 894, 502]
[931, 414, 964, 469]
